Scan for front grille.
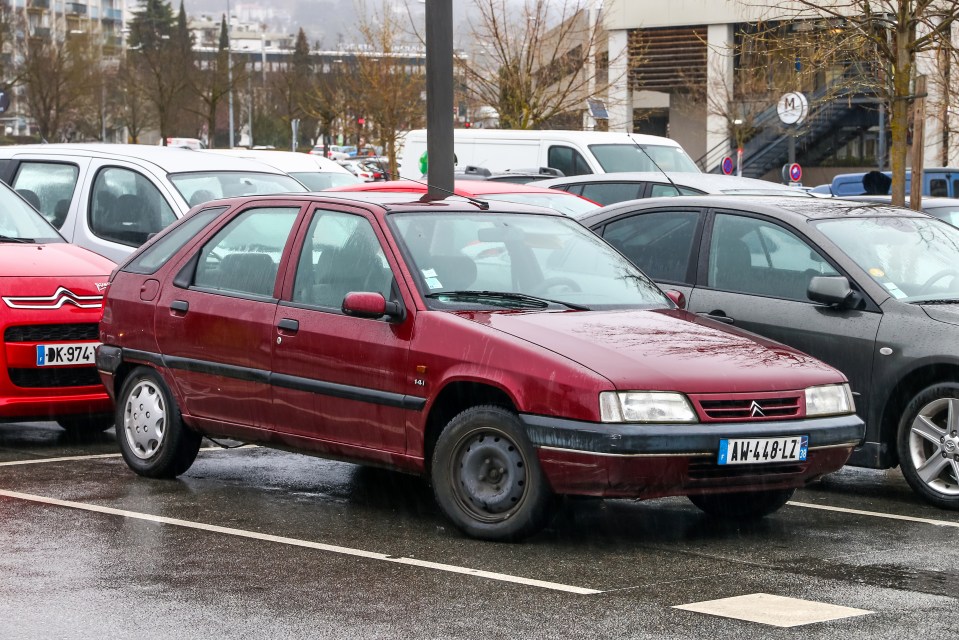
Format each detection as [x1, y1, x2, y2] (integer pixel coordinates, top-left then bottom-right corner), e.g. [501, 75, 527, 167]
[687, 458, 807, 481]
[4, 324, 99, 343]
[694, 393, 802, 422]
[8, 367, 102, 388]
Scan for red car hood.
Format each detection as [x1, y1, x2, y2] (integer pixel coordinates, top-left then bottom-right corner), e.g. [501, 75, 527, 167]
[0, 243, 114, 279]
[458, 308, 844, 394]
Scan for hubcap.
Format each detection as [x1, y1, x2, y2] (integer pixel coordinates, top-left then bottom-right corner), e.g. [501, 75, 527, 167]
[123, 380, 167, 460]
[451, 430, 528, 522]
[908, 397, 959, 496]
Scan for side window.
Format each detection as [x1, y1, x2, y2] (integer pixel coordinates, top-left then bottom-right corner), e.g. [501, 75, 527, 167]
[547, 145, 593, 177]
[708, 214, 839, 301]
[123, 207, 227, 275]
[603, 210, 700, 284]
[929, 178, 948, 198]
[194, 207, 299, 297]
[649, 183, 703, 197]
[11, 162, 80, 229]
[579, 182, 643, 206]
[89, 167, 178, 246]
[952, 178, 959, 198]
[292, 210, 393, 309]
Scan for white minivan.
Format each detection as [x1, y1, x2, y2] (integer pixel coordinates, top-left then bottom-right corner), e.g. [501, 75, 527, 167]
[399, 129, 699, 179]
[0, 144, 306, 262]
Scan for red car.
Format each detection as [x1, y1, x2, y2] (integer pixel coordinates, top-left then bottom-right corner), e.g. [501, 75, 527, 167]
[98, 192, 863, 540]
[327, 179, 599, 216]
[1, 186, 114, 432]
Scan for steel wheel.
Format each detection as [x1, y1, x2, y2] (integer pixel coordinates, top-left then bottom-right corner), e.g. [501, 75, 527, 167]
[904, 397, 959, 497]
[449, 429, 529, 523]
[123, 378, 167, 460]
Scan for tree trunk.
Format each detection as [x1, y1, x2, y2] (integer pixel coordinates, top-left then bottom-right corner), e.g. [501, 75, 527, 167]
[890, 14, 914, 207]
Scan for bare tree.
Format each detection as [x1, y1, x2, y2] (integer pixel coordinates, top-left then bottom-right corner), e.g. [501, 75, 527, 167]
[189, 15, 245, 148]
[765, 1, 959, 206]
[458, 0, 612, 129]
[110, 59, 155, 143]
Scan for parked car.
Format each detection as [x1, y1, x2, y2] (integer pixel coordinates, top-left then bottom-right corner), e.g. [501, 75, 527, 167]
[338, 159, 386, 182]
[324, 145, 357, 161]
[842, 195, 959, 227]
[455, 165, 565, 184]
[811, 168, 959, 197]
[578, 195, 959, 509]
[400, 129, 699, 179]
[201, 148, 362, 190]
[0, 144, 307, 263]
[535, 171, 808, 206]
[327, 179, 599, 217]
[0, 181, 115, 433]
[98, 192, 862, 540]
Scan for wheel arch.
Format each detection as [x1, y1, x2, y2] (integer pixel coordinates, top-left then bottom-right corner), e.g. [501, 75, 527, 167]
[880, 362, 959, 466]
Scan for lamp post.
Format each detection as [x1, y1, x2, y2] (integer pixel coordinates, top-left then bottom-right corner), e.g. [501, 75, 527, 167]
[226, 0, 234, 148]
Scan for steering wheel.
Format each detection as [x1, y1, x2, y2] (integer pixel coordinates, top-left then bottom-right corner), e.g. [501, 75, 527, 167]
[531, 277, 582, 296]
[918, 268, 959, 294]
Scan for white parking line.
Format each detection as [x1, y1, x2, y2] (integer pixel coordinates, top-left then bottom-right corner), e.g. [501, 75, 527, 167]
[0, 446, 251, 468]
[0, 488, 602, 596]
[788, 501, 959, 528]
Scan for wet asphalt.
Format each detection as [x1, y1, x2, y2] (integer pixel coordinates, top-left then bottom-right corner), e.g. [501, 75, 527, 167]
[0, 422, 956, 639]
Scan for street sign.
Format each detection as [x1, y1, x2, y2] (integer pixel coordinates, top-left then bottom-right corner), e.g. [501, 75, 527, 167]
[777, 92, 808, 125]
[782, 163, 802, 184]
[721, 156, 734, 175]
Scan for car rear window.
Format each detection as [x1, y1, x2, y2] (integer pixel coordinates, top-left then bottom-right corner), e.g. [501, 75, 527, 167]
[122, 207, 227, 275]
[168, 171, 306, 206]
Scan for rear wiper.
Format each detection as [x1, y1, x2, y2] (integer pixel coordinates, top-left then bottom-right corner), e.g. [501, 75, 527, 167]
[0, 235, 34, 243]
[426, 290, 590, 311]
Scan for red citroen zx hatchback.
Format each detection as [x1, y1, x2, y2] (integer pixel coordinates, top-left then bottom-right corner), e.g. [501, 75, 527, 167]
[1, 185, 114, 432]
[98, 192, 864, 540]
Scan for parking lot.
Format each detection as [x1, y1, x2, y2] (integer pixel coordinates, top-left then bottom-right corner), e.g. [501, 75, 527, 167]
[1, 423, 956, 639]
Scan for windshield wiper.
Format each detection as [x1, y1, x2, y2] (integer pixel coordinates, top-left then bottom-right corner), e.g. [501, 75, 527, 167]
[911, 298, 959, 305]
[0, 235, 34, 244]
[426, 290, 590, 311]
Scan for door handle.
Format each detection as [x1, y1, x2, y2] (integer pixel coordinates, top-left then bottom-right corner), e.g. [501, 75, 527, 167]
[700, 311, 734, 325]
[277, 318, 299, 334]
[170, 300, 189, 314]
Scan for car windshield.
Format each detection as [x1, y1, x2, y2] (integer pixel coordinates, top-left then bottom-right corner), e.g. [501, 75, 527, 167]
[479, 192, 599, 216]
[589, 144, 700, 173]
[391, 211, 669, 310]
[815, 216, 959, 302]
[168, 171, 306, 206]
[923, 205, 959, 228]
[0, 183, 63, 242]
[289, 171, 362, 191]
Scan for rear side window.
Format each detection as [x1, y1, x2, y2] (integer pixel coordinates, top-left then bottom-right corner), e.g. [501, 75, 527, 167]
[122, 207, 227, 275]
[547, 146, 592, 177]
[603, 210, 700, 283]
[579, 182, 643, 206]
[11, 162, 79, 229]
[89, 167, 177, 247]
[649, 183, 703, 197]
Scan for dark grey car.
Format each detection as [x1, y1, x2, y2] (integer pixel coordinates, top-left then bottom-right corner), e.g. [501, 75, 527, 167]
[578, 195, 959, 510]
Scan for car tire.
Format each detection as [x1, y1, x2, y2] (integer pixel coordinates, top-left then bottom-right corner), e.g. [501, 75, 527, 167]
[116, 367, 201, 479]
[687, 488, 795, 519]
[431, 405, 554, 541]
[56, 414, 114, 434]
[897, 383, 959, 510]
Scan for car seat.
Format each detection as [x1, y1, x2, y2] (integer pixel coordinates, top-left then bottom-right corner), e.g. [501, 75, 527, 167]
[217, 252, 277, 297]
[16, 189, 41, 210]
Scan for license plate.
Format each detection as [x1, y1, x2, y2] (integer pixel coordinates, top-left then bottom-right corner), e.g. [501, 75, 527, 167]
[718, 435, 808, 465]
[35, 343, 98, 367]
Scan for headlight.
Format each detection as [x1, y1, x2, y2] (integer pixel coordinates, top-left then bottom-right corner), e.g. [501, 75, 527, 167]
[805, 383, 855, 416]
[599, 391, 698, 423]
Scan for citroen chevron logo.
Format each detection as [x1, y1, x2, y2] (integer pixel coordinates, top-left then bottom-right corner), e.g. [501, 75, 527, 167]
[3, 287, 103, 310]
[749, 401, 766, 418]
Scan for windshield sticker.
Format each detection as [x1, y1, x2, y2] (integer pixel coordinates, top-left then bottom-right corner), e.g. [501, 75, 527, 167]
[868, 267, 885, 278]
[422, 268, 438, 278]
[883, 282, 908, 299]
[425, 276, 443, 290]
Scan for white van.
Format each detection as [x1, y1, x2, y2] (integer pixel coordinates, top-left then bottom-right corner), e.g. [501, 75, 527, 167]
[399, 129, 699, 179]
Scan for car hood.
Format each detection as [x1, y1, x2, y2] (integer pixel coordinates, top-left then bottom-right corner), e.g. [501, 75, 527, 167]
[0, 243, 115, 278]
[920, 303, 959, 327]
[458, 308, 844, 394]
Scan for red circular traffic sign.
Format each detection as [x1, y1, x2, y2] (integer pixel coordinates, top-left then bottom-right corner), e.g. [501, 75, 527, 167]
[721, 156, 734, 175]
[789, 163, 802, 182]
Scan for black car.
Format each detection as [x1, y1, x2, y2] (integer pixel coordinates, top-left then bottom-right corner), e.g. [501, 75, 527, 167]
[578, 195, 959, 510]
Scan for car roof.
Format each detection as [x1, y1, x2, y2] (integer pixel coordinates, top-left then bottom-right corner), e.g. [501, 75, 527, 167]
[576, 194, 932, 225]
[326, 179, 583, 197]
[841, 195, 959, 207]
[535, 171, 804, 194]
[0, 143, 289, 174]
[201, 149, 352, 174]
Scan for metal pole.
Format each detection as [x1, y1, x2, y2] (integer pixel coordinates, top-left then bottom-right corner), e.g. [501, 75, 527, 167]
[227, 0, 234, 148]
[424, 0, 454, 198]
[878, 101, 886, 172]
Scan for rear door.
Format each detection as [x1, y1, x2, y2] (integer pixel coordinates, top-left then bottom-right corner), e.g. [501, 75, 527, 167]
[154, 202, 302, 434]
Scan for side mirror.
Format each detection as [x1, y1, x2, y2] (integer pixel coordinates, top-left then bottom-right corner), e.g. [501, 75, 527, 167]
[342, 292, 404, 320]
[808, 276, 859, 309]
[665, 289, 686, 310]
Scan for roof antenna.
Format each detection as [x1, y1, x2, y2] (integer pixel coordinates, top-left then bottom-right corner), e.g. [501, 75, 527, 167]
[628, 133, 682, 196]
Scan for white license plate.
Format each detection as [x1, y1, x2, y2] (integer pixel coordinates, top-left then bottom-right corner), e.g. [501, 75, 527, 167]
[35, 343, 98, 367]
[718, 435, 808, 465]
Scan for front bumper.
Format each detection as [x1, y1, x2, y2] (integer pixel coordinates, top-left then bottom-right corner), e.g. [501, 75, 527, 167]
[521, 413, 864, 499]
